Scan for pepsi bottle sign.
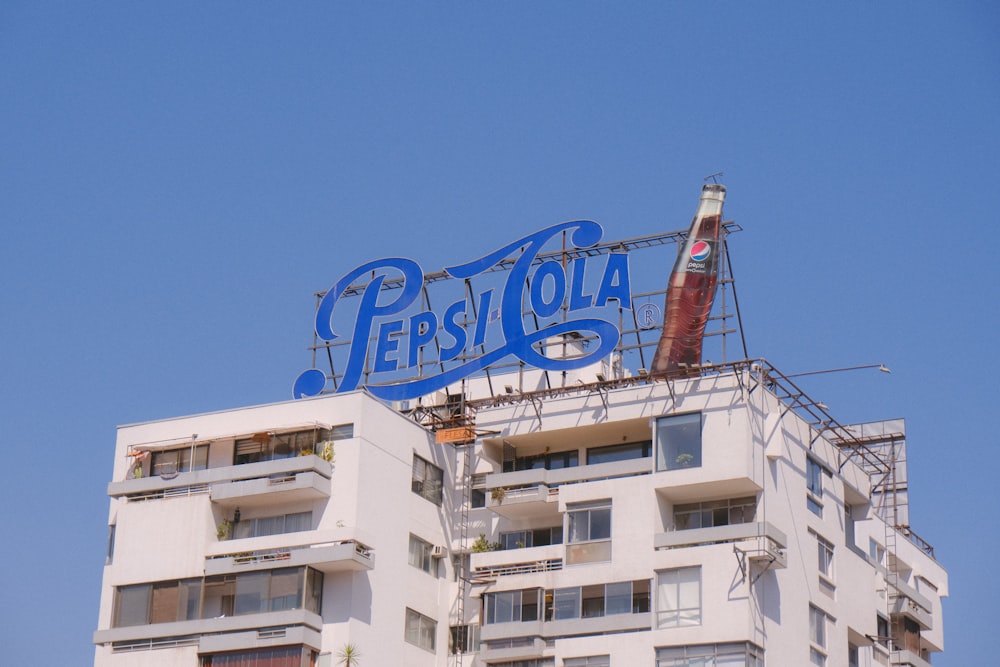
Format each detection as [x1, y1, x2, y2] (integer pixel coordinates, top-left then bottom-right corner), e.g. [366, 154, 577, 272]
[294, 221, 632, 401]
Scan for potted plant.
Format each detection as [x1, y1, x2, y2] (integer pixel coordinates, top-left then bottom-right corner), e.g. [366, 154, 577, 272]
[674, 453, 695, 468]
[217, 519, 233, 540]
[490, 487, 507, 505]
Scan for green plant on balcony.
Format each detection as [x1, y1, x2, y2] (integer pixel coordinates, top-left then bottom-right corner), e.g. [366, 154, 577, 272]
[674, 453, 694, 468]
[299, 447, 315, 457]
[217, 519, 233, 540]
[472, 533, 500, 552]
[320, 440, 335, 463]
[337, 642, 362, 666]
[490, 487, 508, 505]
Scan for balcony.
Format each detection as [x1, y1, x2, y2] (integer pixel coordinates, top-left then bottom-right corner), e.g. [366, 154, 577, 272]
[94, 608, 322, 645]
[891, 649, 934, 667]
[485, 457, 651, 519]
[479, 635, 548, 663]
[655, 521, 788, 569]
[206, 530, 374, 575]
[470, 544, 563, 583]
[108, 456, 332, 506]
[890, 578, 934, 631]
[480, 612, 651, 643]
[198, 624, 322, 654]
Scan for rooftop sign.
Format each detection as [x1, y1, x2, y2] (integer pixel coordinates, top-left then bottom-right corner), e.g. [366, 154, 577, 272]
[293, 221, 632, 401]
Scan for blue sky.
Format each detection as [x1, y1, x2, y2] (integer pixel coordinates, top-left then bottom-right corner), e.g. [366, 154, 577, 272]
[1, 2, 997, 664]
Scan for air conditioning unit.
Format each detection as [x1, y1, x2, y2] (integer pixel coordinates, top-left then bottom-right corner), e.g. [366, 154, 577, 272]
[431, 545, 447, 559]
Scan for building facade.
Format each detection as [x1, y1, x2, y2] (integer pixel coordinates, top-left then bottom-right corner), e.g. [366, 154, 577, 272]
[94, 358, 946, 667]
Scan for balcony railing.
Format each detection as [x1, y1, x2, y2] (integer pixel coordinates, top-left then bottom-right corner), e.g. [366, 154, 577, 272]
[109, 456, 333, 503]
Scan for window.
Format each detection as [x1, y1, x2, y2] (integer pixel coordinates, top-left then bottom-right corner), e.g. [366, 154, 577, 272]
[674, 497, 756, 530]
[806, 457, 827, 516]
[565, 657, 610, 667]
[809, 606, 830, 662]
[499, 526, 563, 550]
[114, 567, 321, 627]
[656, 413, 702, 471]
[408, 534, 435, 574]
[235, 428, 332, 465]
[412, 454, 443, 505]
[201, 646, 316, 667]
[656, 642, 763, 667]
[106, 524, 116, 564]
[816, 534, 834, 579]
[869, 538, 885, 566]
[484, 588, 541, 624]
[449, 624, 480, 654]
[876, 614, 890, 648]
[470, 473, 487, 508]
[806, 457, 824, 496]
[232, 511, 312, 540]
[404, 608, 437, 651]
[545, 580, 649, 621]
[566, 500, 612, 564]
[151, 444, 208, 476]
[505, 449, 579, 472]
[586, 440, 652, 465]
[656, 567, 701, 628]
[848, 644, 860, 667]
[113, 579, 202, 627]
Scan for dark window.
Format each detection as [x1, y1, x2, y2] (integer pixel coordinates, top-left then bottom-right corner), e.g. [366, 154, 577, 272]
[151, 444, 208, 476]
[201, 646, 312, 667]
[234, 428, 332, 465]
[674, 497, 756, 530]
[504, 449, 579, 472]
[586, 441, 652, 465]
[412, 454, 444, 505]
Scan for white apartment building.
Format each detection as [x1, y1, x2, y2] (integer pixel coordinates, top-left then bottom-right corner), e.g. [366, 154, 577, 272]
[93, 357, 947, 667]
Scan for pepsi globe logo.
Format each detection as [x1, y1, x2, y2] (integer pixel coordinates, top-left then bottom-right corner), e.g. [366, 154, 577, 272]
[689, 241, 712, 262]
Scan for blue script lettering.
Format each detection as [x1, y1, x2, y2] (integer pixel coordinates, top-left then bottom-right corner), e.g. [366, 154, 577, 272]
[298, 221, 631, 401]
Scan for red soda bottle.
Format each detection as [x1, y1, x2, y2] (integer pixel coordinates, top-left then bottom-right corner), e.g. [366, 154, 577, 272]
[650, 183, 726, 374]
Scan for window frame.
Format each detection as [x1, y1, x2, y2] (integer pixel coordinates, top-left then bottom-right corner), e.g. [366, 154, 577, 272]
[404, 607, 437, 652]
[408, 534, 436, 575]
[655, 412, 703, 471]
[411, 454, 444, 506]
[655, 566, 702, 628]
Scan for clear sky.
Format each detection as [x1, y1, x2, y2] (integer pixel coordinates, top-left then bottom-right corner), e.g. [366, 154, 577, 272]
[1, 2, 997, 664]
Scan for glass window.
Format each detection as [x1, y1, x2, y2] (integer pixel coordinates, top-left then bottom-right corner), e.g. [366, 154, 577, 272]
[412, 454, 444, 505]
[674, 497, 756, 530]
[817, 534, 834, 578]
[151, 444, 208, 476]
[409, 534, 435, 574]
[233, 511, 313, 540]
[553, 587, 582, 620]
[405, 608, 437, 651]
[656, 413, 702, 471]
[485, 589, 540, 624]
[114, 584, 151, 627]
[656, 567, 701, 628]
[234, 571, 269, 615]
[809, 605, 827, 648]
[587, 440, 652, 465]
[568, 502, 611, 542]
[234, 428, 332, 465]
[807, 457, 824, 497]
[605, 581, 632, 615]
[268, 568, 304, 612]
[566, 500, 612, 564]
[565, 657, 610, 667]
[449, 624, 480, 654]
[201, 646, 309, 667]
[470, 473, 487, 508]
[656, 642, 763, 667]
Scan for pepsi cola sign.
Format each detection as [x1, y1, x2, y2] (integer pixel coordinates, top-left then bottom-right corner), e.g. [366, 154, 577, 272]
[294, 221, 632, 401]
